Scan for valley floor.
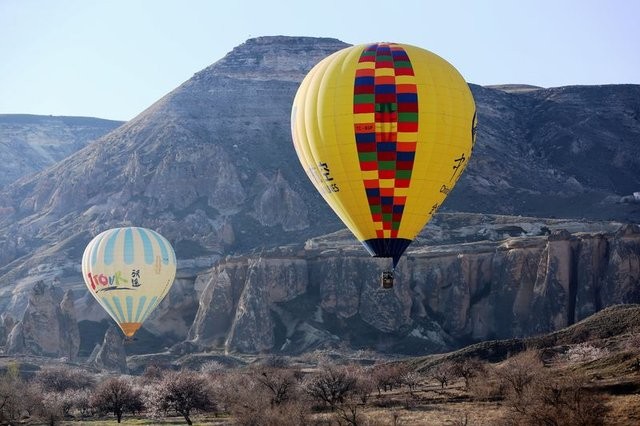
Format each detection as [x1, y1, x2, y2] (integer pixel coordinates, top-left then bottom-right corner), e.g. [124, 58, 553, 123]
[55, 377, 640, 425]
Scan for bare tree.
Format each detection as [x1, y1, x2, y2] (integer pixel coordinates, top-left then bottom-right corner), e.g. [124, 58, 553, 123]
[38, 391, 65, 426]
[400, 370, 423, 393]
[496, 350, 542, 399]
[90, 377, 142, 423]
[452, 358, 486, 390]
[147, 370, 215, 425]
[304, 365, 357, 410]
[430, 361, 455, 389]
[350, 366, 376, 404]
[65, 388, 93, 417]
[220, 370, 270, 424]
[371, 363, 405, 395]
[251, 366, 298, 407]
[334, 393, 363, 426]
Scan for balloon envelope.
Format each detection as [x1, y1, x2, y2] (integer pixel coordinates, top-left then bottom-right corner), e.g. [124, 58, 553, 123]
[291, 42, 476, 267]
[81, 227, 177, 338]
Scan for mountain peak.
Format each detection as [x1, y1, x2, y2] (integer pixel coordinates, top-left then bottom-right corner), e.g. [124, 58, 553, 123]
[194, 35, 349, 82]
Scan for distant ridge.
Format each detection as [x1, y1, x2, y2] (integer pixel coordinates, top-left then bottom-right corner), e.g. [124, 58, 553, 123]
[0, 113, 123, 126]
[0, 114, 124, 187]
[485, 84, 544, 93]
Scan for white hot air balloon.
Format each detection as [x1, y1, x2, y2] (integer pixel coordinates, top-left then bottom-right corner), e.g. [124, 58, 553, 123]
[82, 227, 177, 338]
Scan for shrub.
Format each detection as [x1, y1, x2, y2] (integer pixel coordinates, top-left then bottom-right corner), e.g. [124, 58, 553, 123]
[467, 364, 505, 401]
[565, 343, 610, 363]
[220, 369, 310, 425]
[624, 333, 640, 352]
[502, 371, 609, 425]
[497, 350, 609, 425]
[34, 366, 94, 392]
[261, 355, 291, 369]
[199, 360, 225, 374]
[140, 363, 171, 384]
[0, 373, 41, 424]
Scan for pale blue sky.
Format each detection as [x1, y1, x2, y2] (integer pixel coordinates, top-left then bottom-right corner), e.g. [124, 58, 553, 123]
[1, 0, 638, 121]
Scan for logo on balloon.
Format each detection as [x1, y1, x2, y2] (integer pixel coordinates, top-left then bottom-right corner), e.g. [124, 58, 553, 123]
[308, 161, 340, 194]
[86, 269, 143, 292]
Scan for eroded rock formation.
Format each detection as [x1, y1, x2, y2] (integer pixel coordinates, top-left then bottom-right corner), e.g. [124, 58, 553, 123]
[5, 282, 80, 360]
[90, 325, 128, 374]
[188, 223, 640, 354]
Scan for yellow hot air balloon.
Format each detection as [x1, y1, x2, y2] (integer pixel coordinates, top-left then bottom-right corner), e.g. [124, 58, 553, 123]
[82, 227, 177, 338]
[291, 42, 476, 287]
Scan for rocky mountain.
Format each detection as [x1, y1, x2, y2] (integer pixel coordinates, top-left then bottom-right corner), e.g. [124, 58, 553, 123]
[448, 83, 640, 221]
[0, 36, 638, 360]
[0, 114, 123, 188]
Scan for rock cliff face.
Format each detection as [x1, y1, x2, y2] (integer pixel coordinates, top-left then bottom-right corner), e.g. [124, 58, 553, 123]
[188, 219, 640, 354]
[5, 282, 80, 359]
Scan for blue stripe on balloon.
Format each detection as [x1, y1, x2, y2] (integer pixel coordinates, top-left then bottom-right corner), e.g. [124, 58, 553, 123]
[103, 229, 121, 266]
[125, 296, 134, 322]
[91, 231, 108, 267]
[123, 228, 134, 265]
[112, 296, 126, 323]
[134, 296, 147, 322]
[149, 231, 170, 265]
[101, 298, 121, 322]
[137, 228, 154, 265]
[140, 296, 158, 322]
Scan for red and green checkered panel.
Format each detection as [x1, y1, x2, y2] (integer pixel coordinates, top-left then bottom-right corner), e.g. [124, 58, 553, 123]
[353, 43, 418, 239]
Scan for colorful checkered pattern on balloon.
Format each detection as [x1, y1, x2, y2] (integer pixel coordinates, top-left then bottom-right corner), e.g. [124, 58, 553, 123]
[353, 43, 418, 239]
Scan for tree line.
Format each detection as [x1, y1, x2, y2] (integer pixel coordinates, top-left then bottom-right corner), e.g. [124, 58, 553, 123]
[0, 345, 617, 425]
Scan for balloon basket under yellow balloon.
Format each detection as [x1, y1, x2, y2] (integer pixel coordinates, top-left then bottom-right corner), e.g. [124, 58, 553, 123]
[381, 270, 394, 289]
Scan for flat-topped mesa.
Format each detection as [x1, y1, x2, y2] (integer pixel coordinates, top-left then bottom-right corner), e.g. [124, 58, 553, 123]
[193, 36, 349, 82]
